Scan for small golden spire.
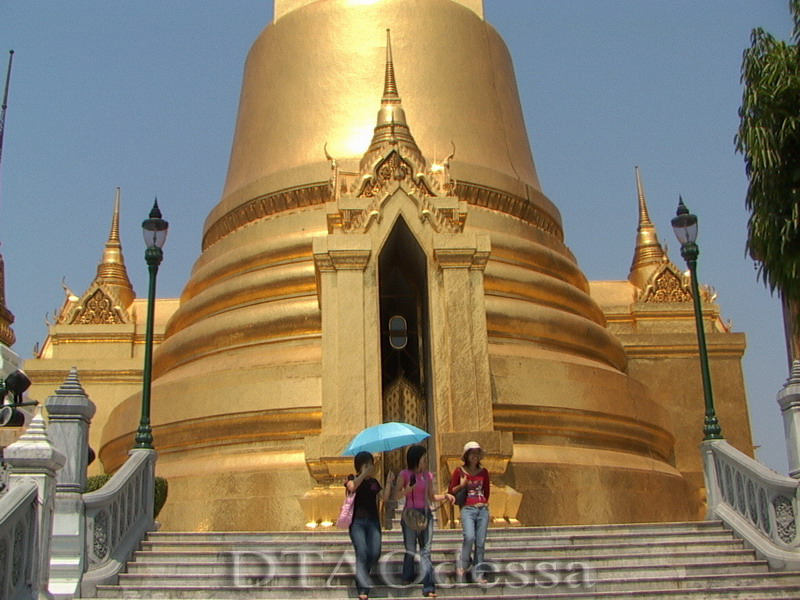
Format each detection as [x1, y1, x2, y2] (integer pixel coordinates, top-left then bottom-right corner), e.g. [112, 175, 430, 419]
[360, 29, 424, 172]
[94, 187, 135, 307]
[628, 166, 667, 289]
[636, 165, 653, 227]
[373, 29, 408, 129]
[109, 186, 121, 243]
[382, 29, 399, 102]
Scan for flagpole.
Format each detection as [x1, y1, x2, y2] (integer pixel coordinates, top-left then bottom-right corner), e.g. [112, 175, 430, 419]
[0, 50, 15, 171]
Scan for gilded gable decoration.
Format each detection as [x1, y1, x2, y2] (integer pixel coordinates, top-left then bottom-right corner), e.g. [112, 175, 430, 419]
[640, 263, 693, 303]
[69, 287, 128, 325]
[358, 150, 432, 199]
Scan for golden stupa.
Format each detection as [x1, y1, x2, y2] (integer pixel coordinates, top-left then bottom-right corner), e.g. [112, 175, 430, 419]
[23, 0, 754, 531]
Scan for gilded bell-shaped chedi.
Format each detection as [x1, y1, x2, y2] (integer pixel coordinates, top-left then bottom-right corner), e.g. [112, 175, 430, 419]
[101, 0, 694, 530]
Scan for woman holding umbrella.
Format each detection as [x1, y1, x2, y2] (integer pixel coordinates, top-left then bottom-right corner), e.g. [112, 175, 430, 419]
[346, 451, 394, 600]
[396, 444, 454, 598]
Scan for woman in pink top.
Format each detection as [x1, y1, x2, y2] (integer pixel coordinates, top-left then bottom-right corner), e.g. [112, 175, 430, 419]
[448, 441, 491, 584]
[396, 444, 454, 598]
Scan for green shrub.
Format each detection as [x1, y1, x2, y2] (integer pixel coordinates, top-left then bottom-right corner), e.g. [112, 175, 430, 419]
[84, 474, 169, 518]
[153, 476, 168, 518]
[85, 474, 111, 493]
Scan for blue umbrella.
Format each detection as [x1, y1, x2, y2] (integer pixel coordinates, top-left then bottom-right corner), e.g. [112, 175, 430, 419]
[341, 422, 430, 456]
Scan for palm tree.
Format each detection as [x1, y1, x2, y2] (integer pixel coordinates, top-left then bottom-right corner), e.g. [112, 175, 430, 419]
[735, 0, 800, 367]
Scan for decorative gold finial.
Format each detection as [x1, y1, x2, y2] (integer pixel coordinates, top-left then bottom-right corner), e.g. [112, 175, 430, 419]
[636, 165, 653, 227]
[93, 188, 135, 309]
[109, 186, 121, 243]
[373, 29, 408, 129]
[383, 29, 399, 101]
[359, 29, 425, 175]
[628, 166, 667, 289]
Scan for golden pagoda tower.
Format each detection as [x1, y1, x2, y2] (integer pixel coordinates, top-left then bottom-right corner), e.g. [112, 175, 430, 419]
[91, 0, 753, 530]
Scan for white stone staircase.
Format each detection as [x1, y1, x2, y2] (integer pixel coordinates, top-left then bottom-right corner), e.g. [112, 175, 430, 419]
[94, 520, 800, 599]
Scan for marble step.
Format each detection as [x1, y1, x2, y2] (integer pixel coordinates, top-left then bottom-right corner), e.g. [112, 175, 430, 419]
[116, 558, 772, 584]
[145, 520, 726, 542]
[127, 547, 760, 571]
[95, 570, 800, 599]
[94, 520, 800, 599]
[138, 537, 747, 559]
[140, 527, 738, 549]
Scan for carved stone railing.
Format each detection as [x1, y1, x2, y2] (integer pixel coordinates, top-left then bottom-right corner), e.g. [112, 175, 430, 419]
[80, 449, 156, 597]
[0, 481, 38, 600]
[0, 460, 9, 496]
[702, 439, 800, 569]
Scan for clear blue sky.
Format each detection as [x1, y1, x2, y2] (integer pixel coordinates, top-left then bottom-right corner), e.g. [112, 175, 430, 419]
[0, 1, 793, 473]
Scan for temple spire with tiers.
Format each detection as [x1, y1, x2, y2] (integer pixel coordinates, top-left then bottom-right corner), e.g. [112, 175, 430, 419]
[55, 188, 135, 325]
[628, 165, 667, 289]
[93, 187, 135, 309]
[359, 30, 425, 174]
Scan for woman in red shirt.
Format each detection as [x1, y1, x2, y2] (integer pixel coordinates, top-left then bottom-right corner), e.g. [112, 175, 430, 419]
[448, 441, 490, 584]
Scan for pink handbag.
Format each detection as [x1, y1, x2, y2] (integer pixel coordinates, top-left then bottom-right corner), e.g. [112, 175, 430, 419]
[336, 490, 355, 529]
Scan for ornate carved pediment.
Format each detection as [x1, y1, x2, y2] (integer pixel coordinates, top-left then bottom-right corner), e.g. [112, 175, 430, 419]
[640, 263, 693, 303]
[357, 150, 432, 199]
[326, 150, 465, 235]
[68, 287, 129, 325]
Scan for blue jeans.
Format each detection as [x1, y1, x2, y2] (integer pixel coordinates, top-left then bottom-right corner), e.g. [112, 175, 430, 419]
[460, 505, 489, 577]
[401, 509, 435, 594]
[349, 517, 382, 595]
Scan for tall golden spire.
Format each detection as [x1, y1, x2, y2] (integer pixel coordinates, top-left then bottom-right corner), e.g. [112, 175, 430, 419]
[94, 188, 135, 308]
[360, 29, 424, 172]
[628, 166, 667, 289]
[382, 29, 399, 102]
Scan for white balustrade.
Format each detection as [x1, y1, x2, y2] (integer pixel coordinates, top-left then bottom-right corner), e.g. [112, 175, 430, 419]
[702, 438, 800, 569]
[0, 482, 38, 600]
[80, 449, 156, 597]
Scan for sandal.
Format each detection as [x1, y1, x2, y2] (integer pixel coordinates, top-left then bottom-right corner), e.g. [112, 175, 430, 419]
[358, 595, 368, 600]
[423, 593, 437, 598]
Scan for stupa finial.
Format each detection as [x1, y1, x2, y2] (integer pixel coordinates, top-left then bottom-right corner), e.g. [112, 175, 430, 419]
[93, 188, 135, 307]
[628, 166, 667, 289]
[383, 29, 399, 101]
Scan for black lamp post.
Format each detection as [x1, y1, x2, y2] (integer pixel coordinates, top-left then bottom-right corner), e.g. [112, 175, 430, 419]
[671, 197, 722, 440]
[135, 198, 168, 449]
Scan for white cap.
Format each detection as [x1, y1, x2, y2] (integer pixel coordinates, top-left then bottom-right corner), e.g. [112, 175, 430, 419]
[463, 441, 482, 455]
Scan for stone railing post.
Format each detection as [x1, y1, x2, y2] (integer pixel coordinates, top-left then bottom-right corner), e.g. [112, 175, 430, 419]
[5, 407, 66, 600]
[45, 368, 96, 599]
[778, 360, 800, 478]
